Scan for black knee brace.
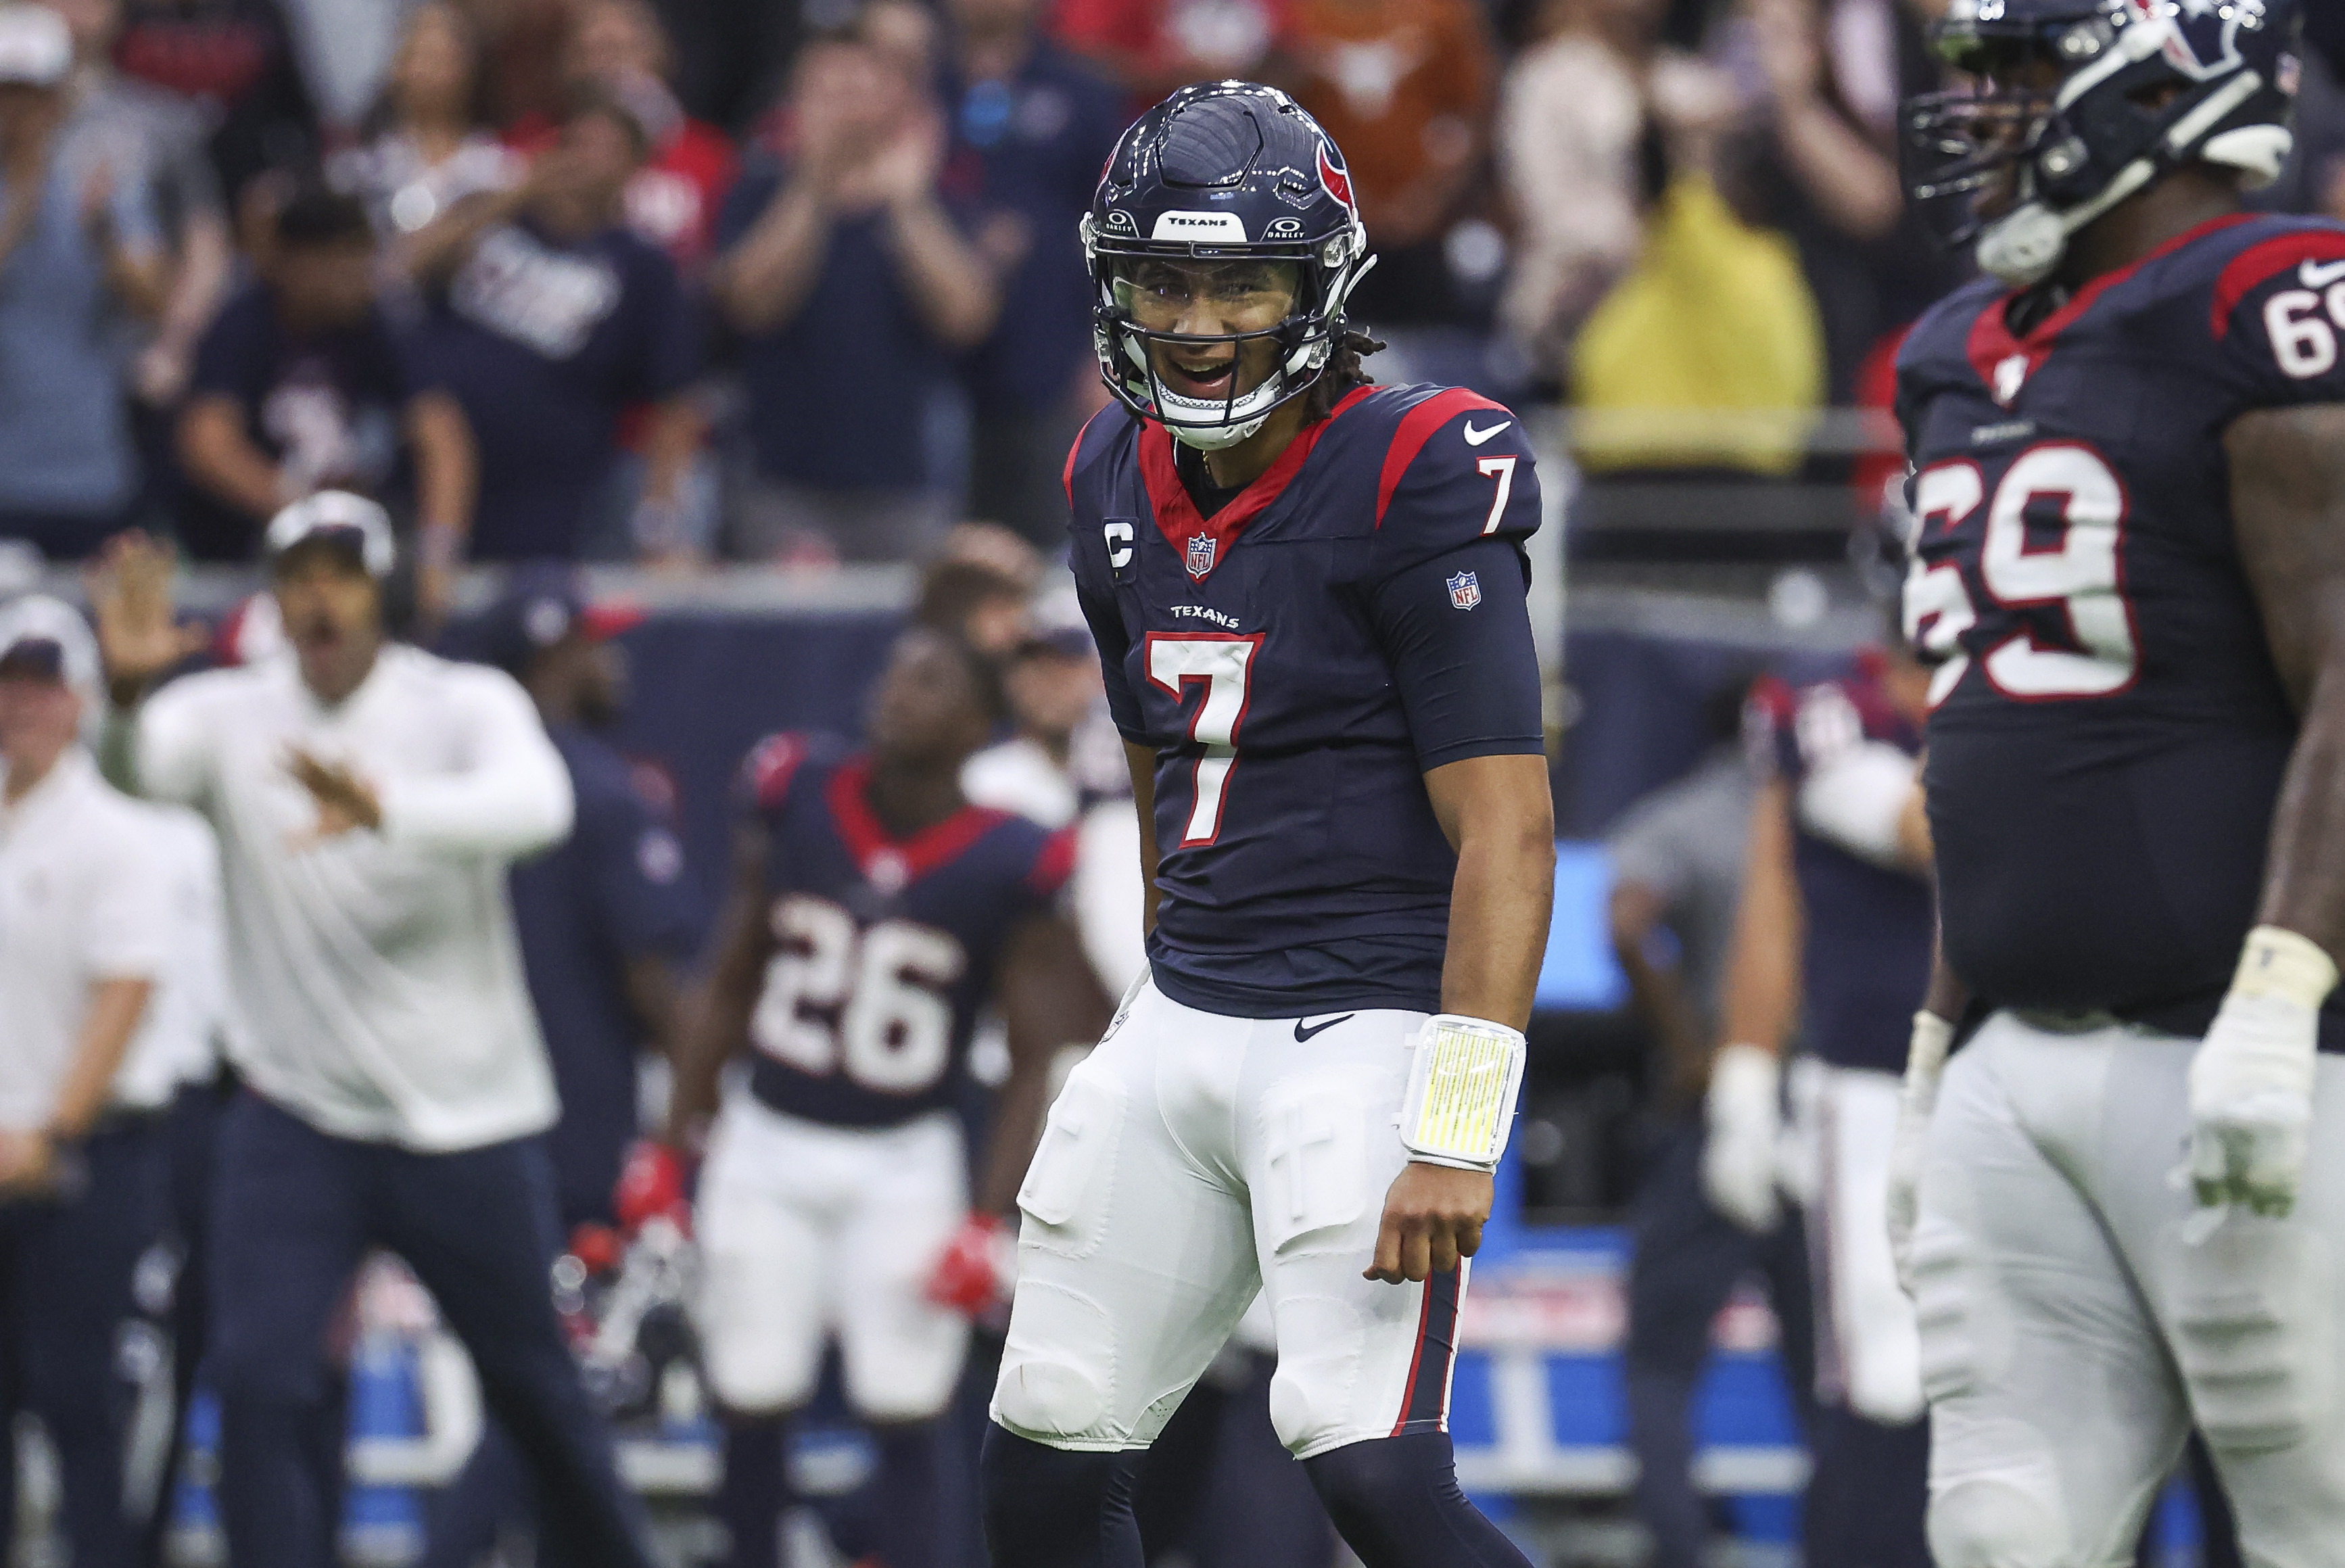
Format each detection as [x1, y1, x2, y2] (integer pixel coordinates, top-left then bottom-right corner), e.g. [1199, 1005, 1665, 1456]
[1303, 1433, 1533, 1568]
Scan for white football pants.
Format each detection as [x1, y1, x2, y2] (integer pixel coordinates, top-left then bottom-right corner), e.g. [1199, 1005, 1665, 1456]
[1803, 1061, 1925, 1424]
[1914, 1012, 2345, 1568]
[991, 976, 1464, 1460]
[695, 1097, 970, 1421]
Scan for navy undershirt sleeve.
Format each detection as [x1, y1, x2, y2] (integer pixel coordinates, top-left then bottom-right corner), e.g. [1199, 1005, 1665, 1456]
[1367, 537, 1544, 771]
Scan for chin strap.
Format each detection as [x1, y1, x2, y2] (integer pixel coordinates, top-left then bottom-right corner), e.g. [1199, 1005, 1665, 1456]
[1166, 412, 1270, 452]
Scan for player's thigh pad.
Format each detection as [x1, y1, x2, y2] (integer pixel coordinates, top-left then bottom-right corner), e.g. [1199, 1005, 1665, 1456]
[1239, 1010, 1455, 1460]
[834, 1112, 972, 1422]
[692, 1099, 835, 1414]
[1914, 1016, 2187, 1567]
[992, 980, 1260, 1450]
[1814, 1063, 1924, 1424]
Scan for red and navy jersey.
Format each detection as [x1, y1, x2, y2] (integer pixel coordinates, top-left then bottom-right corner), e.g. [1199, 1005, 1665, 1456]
[1747, 655, 1933, 1074]
[1896, 211, 2345, 1044]
[1066, 383, 1546, 1018]
[736, 733, 1074, 1128]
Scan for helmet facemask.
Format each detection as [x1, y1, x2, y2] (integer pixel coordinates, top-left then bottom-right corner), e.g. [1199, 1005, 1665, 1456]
[1086, 221, 1371, 450]
[1901, 0, 2297, 289]
[1901, 49, 2062, 262]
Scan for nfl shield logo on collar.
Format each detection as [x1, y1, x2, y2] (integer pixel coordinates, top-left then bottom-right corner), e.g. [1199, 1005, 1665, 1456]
[1185, 532, 1216, 579]
[1448, 570, 1482, 611]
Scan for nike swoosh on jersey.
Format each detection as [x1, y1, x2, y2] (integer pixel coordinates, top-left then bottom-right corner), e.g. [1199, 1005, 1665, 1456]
[1293, 1014, 1356, 1042]
[1463, 420, 1511, 446]
[2301, 259, 2345, 289]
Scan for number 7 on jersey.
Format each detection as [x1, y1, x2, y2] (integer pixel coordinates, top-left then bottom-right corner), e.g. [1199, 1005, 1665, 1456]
[1477, 456, 1517, 534]
[1145, 633, 1263, 845]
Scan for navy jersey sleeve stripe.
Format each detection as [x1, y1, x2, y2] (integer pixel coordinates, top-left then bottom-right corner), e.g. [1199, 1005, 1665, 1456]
[1368, 536, 1544, 771]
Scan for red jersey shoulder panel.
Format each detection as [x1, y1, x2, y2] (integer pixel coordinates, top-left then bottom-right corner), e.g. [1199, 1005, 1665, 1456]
[2210, 227, 2345, 339]
[1374, 387, 1510, 527]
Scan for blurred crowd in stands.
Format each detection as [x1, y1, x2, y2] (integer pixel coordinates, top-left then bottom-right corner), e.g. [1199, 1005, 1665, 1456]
[3, 0, 2345, 587]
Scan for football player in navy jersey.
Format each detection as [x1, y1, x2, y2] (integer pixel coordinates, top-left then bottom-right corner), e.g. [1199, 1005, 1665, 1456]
[1708, 628, 1934, 1568]
[980, 82, 1555, 1568]
[660, 629, 1100, 1568]
[1887, 0, 2345, 1559]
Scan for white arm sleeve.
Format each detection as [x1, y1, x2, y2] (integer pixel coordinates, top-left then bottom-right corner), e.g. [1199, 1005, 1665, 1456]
[1794, 740, 1920, 870]
[375, 670, 575, 861]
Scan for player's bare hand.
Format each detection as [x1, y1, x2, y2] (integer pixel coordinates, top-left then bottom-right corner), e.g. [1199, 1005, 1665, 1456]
[285, 749, 384, 840]
[87, 531, 207, 703]
[1365, 1161, 1490, 1283]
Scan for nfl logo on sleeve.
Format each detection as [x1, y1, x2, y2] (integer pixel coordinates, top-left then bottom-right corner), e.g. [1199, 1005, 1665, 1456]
[1186, 533, 1217, 580]
[1448, 570, 1482, 611]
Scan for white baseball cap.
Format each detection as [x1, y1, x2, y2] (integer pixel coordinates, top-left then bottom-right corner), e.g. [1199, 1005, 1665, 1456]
[265, 491, 397, 579]
[0, 595, 102, 709]
[0, 6, 70, 87]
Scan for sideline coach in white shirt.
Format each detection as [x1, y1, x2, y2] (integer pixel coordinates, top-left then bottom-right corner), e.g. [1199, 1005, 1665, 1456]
[120, 794, 233, 1566]
[91, 496, 657, 1568]
[0, 597, 175, 1568]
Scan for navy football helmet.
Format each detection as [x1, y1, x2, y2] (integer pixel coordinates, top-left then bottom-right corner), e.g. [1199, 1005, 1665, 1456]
[1083, 82, 1373, 449]
[1903, 0, 2302, 287]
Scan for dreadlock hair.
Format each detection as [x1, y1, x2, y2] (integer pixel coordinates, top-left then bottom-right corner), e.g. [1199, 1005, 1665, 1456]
[1307, 323, 1387, 419]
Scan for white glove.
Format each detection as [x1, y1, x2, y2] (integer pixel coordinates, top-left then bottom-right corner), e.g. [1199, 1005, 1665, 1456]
[1795, 740, 1921, 870]
[1887, 1010, 1953, 1298]
[2188, 926, 2335, 1217]
[1702, 1043, 1782, 1233]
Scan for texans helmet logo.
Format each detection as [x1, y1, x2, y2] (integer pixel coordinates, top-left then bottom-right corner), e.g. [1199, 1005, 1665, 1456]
[1317, 143, 1356, 214]
[2123, 0, 2265, 82]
